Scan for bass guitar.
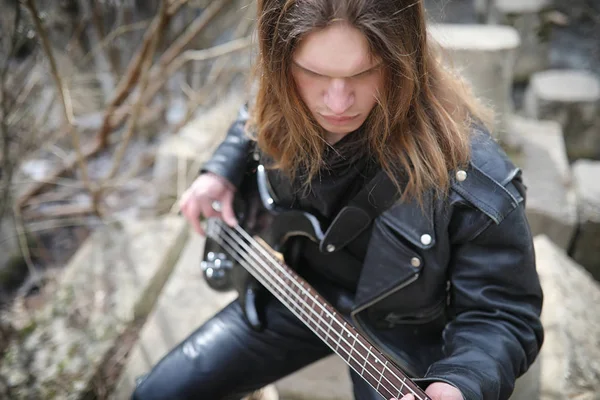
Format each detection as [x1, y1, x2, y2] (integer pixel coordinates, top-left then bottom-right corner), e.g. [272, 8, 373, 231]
[201, 164, 432, 400]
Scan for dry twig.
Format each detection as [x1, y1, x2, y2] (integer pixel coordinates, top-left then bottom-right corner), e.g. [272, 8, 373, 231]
[102, 1, 168, 182]
[79, 20, 151, 68]
[95, 0, 191, 148]
[24, 0, 96, 211]
[12, 203, 39, 283]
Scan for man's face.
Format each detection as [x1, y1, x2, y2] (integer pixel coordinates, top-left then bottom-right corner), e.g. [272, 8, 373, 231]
[291, 22, 384, 143]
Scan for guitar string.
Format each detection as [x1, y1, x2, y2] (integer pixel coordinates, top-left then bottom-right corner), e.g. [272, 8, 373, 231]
[210, 220, 427, 400]
[209, 225, 400, 400]
[215, 220, 425, 400]
[222, 220, 427, 400]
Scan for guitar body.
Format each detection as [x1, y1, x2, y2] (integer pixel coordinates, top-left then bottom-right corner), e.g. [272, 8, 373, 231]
[200, 164, 432, 400]
[201, 164, 325, 330]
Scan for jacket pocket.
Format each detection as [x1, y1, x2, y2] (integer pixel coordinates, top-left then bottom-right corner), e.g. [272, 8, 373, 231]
[377, 297, 446, 327]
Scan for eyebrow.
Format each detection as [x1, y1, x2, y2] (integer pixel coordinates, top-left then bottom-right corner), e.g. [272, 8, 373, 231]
[292, 61, 381, 78]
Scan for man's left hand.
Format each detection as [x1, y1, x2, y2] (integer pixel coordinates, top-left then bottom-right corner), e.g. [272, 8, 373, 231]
[391, 381, 463, 400]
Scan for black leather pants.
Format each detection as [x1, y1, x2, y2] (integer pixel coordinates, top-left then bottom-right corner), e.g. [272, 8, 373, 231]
[130, 297, 383, 400]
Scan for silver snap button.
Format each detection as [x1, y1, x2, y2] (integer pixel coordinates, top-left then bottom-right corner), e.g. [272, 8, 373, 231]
[420, 234, 432, 246]
[326, 244, 336, 253]
[456, 170, 467, 182]
[411, 257, 421, 268]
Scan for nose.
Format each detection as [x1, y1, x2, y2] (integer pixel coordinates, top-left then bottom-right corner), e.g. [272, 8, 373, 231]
[324, 78, 354, 115]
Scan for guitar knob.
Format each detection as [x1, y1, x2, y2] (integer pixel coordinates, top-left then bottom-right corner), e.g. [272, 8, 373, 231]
[201, 252, 233, 292]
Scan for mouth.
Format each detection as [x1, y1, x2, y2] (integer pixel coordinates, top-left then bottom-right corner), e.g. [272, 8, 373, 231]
[320, 114, 358, 124]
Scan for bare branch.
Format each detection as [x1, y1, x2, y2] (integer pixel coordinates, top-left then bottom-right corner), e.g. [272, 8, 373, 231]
[16, 142, 102, 209]
[12, 203, 39, 283]
[79, 19, 151, 68]
[139, 35, 252, 123]
[95, 0, 191, 148]
[102, 1, 168, 181]
[24, 0, 95, 209]
[156, 0, 233, 71]
[0, 1, 22, 222]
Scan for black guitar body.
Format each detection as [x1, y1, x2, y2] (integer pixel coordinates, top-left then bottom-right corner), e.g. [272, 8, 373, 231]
[201, 165, 325, 331]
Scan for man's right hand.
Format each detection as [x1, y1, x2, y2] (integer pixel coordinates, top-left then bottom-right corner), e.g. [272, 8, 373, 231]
[179, 172, 238, 235]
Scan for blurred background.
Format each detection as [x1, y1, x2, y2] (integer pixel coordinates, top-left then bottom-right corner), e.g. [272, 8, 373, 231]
[0, 0, 598, 399]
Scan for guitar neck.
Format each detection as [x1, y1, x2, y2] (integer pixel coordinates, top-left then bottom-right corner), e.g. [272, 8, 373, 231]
[208, 220, 431, 400]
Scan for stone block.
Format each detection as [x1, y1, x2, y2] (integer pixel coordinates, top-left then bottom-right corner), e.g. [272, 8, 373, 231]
[0, 215, 189, 399]
[113, 233, 238, 399]
[533, 235, 600, 399]
[505, 115, 577, 250]
[524, 69, 600, 161]
[570, 160, 600, 282]
[488, 0, 551, 81]
[152, 91, 245, 204]
[429, 23, 521, 141]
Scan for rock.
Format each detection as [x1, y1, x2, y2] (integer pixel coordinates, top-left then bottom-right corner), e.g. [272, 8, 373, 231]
[524, 69, 600, 161]
[533, 235, 600, 399]
[488, 0, 552, 81]
[505, 115, 577, 250]
[0, 215, 189, 399]
[152, 91, 245, 207]
[275, 355, 353, 400]
[569, 160, 600, 282]
[429, 23, 521, 142]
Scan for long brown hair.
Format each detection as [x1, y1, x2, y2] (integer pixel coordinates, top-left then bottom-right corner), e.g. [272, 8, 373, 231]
[249, 0, 492, 202]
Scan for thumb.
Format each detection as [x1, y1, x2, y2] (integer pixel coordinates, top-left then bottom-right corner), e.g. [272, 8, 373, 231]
[221, 191, 238, 227]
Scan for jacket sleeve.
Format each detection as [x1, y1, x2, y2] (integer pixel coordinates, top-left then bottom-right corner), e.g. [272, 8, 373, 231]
[200, 104, 254, 188]
[421, 201, 544, 400]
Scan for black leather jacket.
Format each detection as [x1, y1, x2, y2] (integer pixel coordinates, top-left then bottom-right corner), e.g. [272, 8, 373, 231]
[201, 107, 544, 400]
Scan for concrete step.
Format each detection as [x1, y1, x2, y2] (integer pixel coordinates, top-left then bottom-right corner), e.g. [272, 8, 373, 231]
[505, 115, 577, 250]
[524, 69, 600, 161]
[429, 23, 520, 140]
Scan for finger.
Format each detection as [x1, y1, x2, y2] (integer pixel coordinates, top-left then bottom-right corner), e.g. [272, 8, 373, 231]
[396, 395, 415, 400]
[221, 191, 238, 227]
[184, 200, 205, 236]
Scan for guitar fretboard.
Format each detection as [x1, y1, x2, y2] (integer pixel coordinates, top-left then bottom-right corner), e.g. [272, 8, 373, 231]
[207, 219, 431, 400]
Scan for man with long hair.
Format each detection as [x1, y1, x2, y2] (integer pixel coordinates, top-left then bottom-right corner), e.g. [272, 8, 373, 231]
[133, 1, 543, 399]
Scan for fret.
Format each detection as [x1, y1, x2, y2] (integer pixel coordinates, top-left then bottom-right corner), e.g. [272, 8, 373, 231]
[324, 311, 336, 349]
[381, 360, 389, 391]
[346, 331, 363, 372]
[333, 314, 342, 351]
[383, 361, 413, 399]
[361, 346, 371, 375]
[302, 292, 315, 332]
[396, 377, 407, 399]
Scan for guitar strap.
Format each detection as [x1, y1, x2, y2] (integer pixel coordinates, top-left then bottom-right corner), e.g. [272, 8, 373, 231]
[319, 168, 401, 253]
